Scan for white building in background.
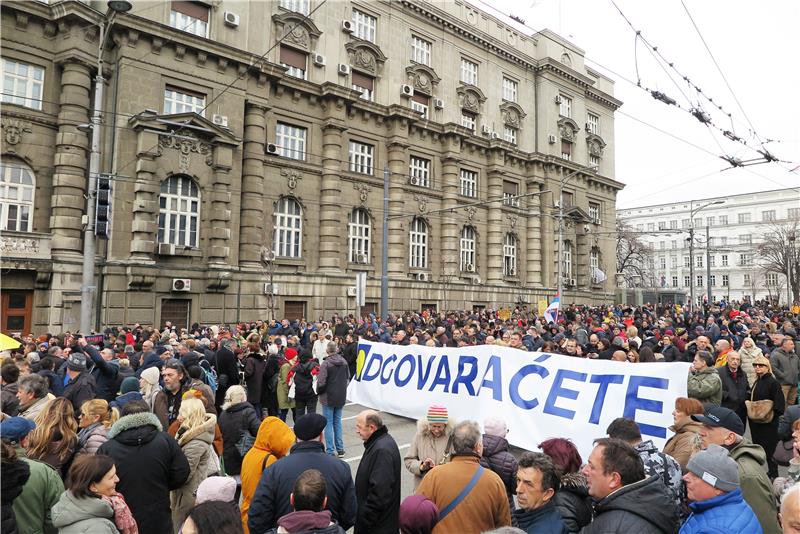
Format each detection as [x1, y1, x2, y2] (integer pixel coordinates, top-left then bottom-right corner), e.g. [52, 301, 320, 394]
[618, 188, 799, 305]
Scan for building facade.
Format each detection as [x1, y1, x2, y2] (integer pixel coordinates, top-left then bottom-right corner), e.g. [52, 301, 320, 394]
[618, 188, 799, 305]
[1, 0, 623, 333]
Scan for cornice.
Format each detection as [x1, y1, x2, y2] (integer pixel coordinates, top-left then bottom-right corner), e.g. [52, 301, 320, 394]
[535, 58, 597, 88]
[586, 88, 623, 110]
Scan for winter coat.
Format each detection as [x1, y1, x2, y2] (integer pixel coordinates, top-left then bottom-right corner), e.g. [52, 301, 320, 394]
[291, 360, 320, 401]
[76, 423, 109, 456]
[738, 344, 762, 387]
[1, 454, 30, 534]
[171, 413, 217, 530]
[2, 381, 20, 416]
[214, 346, 239, 406]
[663, 417, 703, 472]
[109, 391, 143, 412]
[342, 342, 358, 379]
[553, 473, 592, 533]
[27, 434, 77, 479]
[417, 454, 512, 534]
[317, 353, 349, 408]
[729, 438, 781, 534]
[770, 347, 800, 386]
[513, 501, 568, 534]
[480, 433, 518, 511]
[82, 344, 119, 402]
[62, 371, 96, 415]
[778, 404, 800, 440]
[679, 488, 761, 534]
[354, 425, 402, 534]
[277, 360, 296, 410]
[264, 510, 346, 534]
[218, 401, 261, 476]
[579, 475, 679, 534]
[263, 354, 282, 410]
[719, 365, 750, 412]
[687, 367, 723, 406]
[634, 440, 684, 514]
[17, 395, 52, 422]
[244, 353, 267, 405]
[661, 344, 683, 362]
[241, 417, 298, 534]
[247, 440, 356, 534]
[404, 421, 454, 489]
[152, 385, 188, 431]
[750, 372, 785, 421]
[51, 491, 118, 534]
[12, 447, 64, 534]
[97, 411, 190, 534]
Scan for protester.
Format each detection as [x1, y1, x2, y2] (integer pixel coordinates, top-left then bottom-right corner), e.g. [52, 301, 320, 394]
[719, 351, 749, 426]
[195, 475, 238, 505]
[76, 399, 114, 455]
[687, 350, 722, 406]
[218, 385, 261, 478]
[538, 438, 591, 533]
[512, 452, 568, 533]
[290, 351, 320, 417]
[110, 376, 144, 413]
[62, 352, 97, 416]
[399, 495, 439, 534]
[25, 396, 78, 477]
[417, 420, 512, 533]
[153, 360, 189, 430]
[481, 417, 518, 513]
[277, 346, 297, 424]
[679, 444, 761, 533]
[780, 484, 800, 534]
[771, 338, 799, 406]
[739, 336, 763, 387]
[79, 339, 120, 402]
[748, 354, 786, 479]
[318, 341, 349, 457]
[1, 441, 30, 534]
[662, 397, 705, 471]
[98, 400, 190, 534]
[405, 405, 454, 489]
[1, 363, 21, 417]
[262, 469, 346, 534]
[15, 373, 53, 421]
[138, 366, 162, 412]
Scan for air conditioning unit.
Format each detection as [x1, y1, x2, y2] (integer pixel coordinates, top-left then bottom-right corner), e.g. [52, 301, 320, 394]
[481, 124, 491, 135]
[312, 53, 326, 67]
[569, 278, 577, 287]
[548, 134, 557, 144]
[347, 287, 358, 297]
[263, 283, 279, 295]
[212, 114, 229, 128]
[417, 272, 429, 282]
[465, 263, 475, 272]
[409, 176, 419, 186]
[171, 278, 191, 292]
[356, 253, 368, 263]
[490, 132, 500, 140]
[342, 20, 354, 33]
[554, 95, 563, 104]
[223, 11, 240, 27]
[158, 243, 175, 255]
[338, 64, 351, 75]
[266, 143, 279, 154]
[433, 98, 444, 109]
[401, 84, 414, 97]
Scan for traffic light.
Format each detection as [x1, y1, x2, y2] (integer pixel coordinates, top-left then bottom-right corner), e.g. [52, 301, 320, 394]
[95, 174, 112, 238]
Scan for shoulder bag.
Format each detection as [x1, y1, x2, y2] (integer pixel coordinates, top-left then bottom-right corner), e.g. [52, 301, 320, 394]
[745, 384, 774, 424]
[438, 466, 484, 522]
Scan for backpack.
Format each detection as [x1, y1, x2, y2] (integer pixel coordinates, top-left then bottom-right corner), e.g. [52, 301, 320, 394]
[199, 359, 218, 394]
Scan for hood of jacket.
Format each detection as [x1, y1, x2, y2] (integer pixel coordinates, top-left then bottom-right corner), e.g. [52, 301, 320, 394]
[482, 433, 510, 457]
[177, 412, 217, 446]
[560, 471, 589, 497]
[277, 510, 333, 531]
[593, 474, 677, 531]
[52, 491, 114, 528]
[224, 401, 254, 414]
[253, 415, 296, 456]
[107, 411, 163, 445]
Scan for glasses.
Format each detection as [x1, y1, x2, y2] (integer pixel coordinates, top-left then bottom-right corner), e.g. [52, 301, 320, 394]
[753, 363, 768, 368]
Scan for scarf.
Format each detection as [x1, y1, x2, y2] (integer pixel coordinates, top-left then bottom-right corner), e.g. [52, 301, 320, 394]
[102, 492, 138, 534]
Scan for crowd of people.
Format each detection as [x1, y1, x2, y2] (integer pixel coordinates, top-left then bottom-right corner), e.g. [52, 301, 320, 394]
[0, 299, 799, 534]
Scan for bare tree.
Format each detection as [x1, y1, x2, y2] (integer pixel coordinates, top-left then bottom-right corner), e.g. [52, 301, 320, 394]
[616, 218, 653, 288]
[758, 217, 800, 304]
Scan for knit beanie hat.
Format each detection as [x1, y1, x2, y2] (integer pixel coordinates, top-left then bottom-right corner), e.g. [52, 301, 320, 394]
[120, 377, 139, 394]
[687, 444, 739, 492]
[426, 405, 448, 424]
[196, 476, 237, 504]
[484, 417, 508, 437]
[399, 495, 439, 534]
[140, 366, 160, 386]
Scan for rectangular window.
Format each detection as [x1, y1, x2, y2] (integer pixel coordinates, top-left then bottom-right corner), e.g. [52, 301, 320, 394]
[502, 77, 518, 102]
[789, 208, 800, 219]
[589, 154, 600, 168]
[589, 202, 601, 224]
[460, 58, 478, 85]
[460, 169, 477, 198]
[461, 112, 476, 131]
[762, 210, 776, 222]
[708, 237, 715, 247]
[411, 35, 431, 66]
[503, 126, 517, 145]
[684, 276, 691, 287]
[670, 220, 678, 229]
[722, 275, 729, 287]
[658, 221, 666, 230]
[744, 273, 751, 286]
[410, 93, 429, 119]
[1, 59, 44, 110]
[694, 217, 702, 227]
[681, 218, 690, 229]
[696, 255, 704, 268]
[352, 8, 376, 42]
[348, 141, 374, 175]
[684, 256, 691, 268]
[170, 1, 209, 37]
[559, 94, 572, 117]
[280, 46, 307, 79]
[561, 140, 572, 161]
[163, 86, 205, 115]
[739, 253, 753, 266]
[672, 240, 677, 249]
[660, 257, 666, 269]
[275, 122, 306, 160]
[721, 254, 728, 266]
[671, 256, 677, 269]
[738, 212, 751, 223]
[636, 224, 644, 231]
[409, 156, 431, 188]
[503, 180, 519, 207]
[719, 215, 728, 225]
[586, 112, 599, 135]
[562, 192, 574, 208]
[659, 241, 665, 250]
[672, 276, 679, 287]
[647, 223, 655, 231]
[710, 275, 716, 287]
[720, 236, 727, 246]
[709, 255, 716, 267]
[697, 275, 704, 287]
[351, 71, 374, 101]
[279, 0, 309, 15]
[739, 234, 752, 245]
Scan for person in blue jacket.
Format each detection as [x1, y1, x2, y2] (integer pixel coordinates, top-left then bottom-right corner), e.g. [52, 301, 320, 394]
[679, 444, 762, 534]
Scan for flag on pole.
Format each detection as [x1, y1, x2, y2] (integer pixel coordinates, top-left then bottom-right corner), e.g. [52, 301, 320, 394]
[592, 267, 607, 284]
[544, 294, 560, 325]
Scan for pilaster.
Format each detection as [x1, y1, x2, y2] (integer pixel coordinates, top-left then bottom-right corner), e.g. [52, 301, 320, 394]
[387, 140, 409, 276]
[239, 102, 268, 265]
[318, 120, 347, 272]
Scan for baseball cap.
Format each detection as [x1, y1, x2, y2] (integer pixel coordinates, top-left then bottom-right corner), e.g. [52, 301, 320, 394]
[691, 406, 744, 436]
[0, 417, 36, 443]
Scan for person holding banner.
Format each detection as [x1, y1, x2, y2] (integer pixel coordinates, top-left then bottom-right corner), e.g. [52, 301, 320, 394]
[404, 405, 454, 489]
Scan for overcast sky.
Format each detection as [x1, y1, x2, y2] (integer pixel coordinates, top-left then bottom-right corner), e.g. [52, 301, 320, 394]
[466, 0, 800, 209]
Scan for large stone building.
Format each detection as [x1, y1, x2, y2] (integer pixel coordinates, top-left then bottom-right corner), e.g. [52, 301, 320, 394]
[0, 0, 623, 333]
[618, 188, 799, 305]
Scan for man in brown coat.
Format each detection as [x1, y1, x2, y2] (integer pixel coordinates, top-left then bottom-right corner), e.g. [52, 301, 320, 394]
[416, 420, 511, 533]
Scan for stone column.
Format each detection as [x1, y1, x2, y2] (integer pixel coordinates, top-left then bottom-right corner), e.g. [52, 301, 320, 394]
[238, 103, 267, 265]
[525, 180, 543, 287]
[207, 144, 234, 265]
[440, 154, 460, 276]
[576, 230, 590, 288]
[387, 140, 408, 276]
[50, 61, 91, 257]
[318, 120, 347, 272]
[540, 189, 555, 289]
[129, 130, 160, 261]
[486, 169, 504, 284]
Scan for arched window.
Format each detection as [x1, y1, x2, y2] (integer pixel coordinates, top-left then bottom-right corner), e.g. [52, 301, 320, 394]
[348, 208, 371, 263]
[460, 226, 476, 271]
[409, 218, 428, 269]
[158, 176, 200, 247]
[503, 233, 517, 276]
[0, 159, 35, 232]
[273, 197, 302, 258]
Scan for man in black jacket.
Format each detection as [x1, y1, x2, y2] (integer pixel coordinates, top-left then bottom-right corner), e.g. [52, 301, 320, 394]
[354, 410, 401, 534]
[215, 338, 240, 410]
[78, 338, 119, 402]
[248, 413, 357, 534]
[61, 352, 96, 415]
[97, 400, 190, 534]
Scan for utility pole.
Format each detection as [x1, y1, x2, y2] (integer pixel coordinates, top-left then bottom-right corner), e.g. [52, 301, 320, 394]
[788, 232, 796, 306]
[706, 225, 712, 306]
[380, 166, 389, 321]
[689, 225, 695, 313]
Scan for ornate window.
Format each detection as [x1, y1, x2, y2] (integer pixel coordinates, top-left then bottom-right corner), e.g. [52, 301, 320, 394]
[349, 141, 374, 175]
[503, 126, 517, 145]
[275, 122, 306, 160]
[503, 233, 517, 276]
[409, 156, 431, 188]
[0, 159, 35, 232]
[460, 226, 476, 271]
[411, 36, 431, 66]
[460, 58, 478, 85]
[169, 1, 209, 38]
[280, 45, 307, 80]
[410, 93, 429, 119]
[502, 77, 518, 102]
[352, 8, 376, 42]
[273, 197, 303, 258]
[279, 0, 309, 15]
[559, 94, 572, 117]
[348, 208, 371, 263]
[158, 176, 200, 248]
[460, 112, 476, 131]
[459, 169, 477, 198]
[1, 59, 44, 110]
[352, 71, 374, 101]
[164, 86, 205, 115]
[409, 217, 428, 269]
[590, 247, 601, 282]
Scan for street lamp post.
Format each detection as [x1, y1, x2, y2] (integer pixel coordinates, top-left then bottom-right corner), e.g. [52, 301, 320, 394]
[788, 232, 796, 306]
[557, 164, 597, 300]
[687, 199, 724, 313]
[79, 1, 131, 334]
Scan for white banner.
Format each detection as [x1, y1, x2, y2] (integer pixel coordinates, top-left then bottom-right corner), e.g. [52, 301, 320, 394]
[348, 341, 691, 459]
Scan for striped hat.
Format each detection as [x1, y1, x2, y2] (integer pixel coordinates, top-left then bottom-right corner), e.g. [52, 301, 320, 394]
[427, 404, 448, 423]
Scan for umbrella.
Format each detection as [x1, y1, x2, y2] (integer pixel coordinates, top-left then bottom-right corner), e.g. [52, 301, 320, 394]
[0, 333, 22, 351]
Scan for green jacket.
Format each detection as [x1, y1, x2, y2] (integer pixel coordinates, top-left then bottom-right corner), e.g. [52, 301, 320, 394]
[12, 447, 64, 534]
[730, 439, 780, 534]
[687, 368, 722, 406]
[277, 361, 295, 410]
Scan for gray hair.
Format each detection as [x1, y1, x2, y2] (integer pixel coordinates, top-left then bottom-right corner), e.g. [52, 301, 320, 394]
[326, 341, 337, 354]
[18, 374, 48, 399]
[482, 528, 526, 534]
[452, 420, 482, 454]
[781, 483, 800, 510]
[222, 385, 247, 411]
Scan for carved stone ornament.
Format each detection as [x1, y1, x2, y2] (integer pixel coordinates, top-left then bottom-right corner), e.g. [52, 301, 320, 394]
[558, 117, 580, 141]
[586, 134, 607, 157]
[507, 216, 518, 229]
[561, 52, 572, 66]
[345, 41, 387, 75]
[456, 85, 487, 113]
[272, 13, 322, 54]
[281, 168, 302, 190]
[464, 206, 477, 221]
[353, 182, 370, 203]
[0, 235, 39, 254]
[405, 64, 441, 96]
[1, 118, 32, 145]
[283, 25, 309, 49]
[500, 102, 526, 128]
[413, 194, 428, 213]
[158, 134, 212, 172]
[353, 50, 375, 73]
